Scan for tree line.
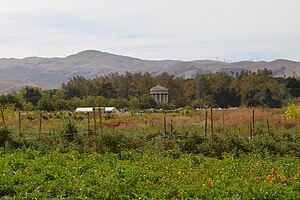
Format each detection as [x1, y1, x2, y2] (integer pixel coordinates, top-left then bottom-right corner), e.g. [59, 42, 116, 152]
[1, 69, 300, 111]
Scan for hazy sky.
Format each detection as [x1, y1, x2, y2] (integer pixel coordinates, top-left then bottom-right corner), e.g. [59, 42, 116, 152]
[0, 0, 299, 61]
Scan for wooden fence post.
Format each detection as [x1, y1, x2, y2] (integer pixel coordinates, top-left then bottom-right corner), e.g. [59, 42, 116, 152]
[222, 110, 225, 133]
[19, 111, 21, 132]
[93, 103, 97, 135]
[87, 112, 91, 132]
[211, 97, 214, 144]
[170, 118, 173, 133]
[249, 122, 252, 139]
[267, 119, 270, 136]
[39, 111, 42, 137]
[204, 110, 208, 138]
[19, 111, 22, 141]
[0, 105, 5, 125]
[99, 107, 103, 134]
[163, 115, 167, 134]
[252, 109, 255, 136]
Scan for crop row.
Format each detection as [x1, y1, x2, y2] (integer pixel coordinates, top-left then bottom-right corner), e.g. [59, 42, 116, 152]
[0, 149, 299, 199]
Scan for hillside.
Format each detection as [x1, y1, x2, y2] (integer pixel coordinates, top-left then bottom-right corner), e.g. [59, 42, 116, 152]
[0, 50, 299, 93]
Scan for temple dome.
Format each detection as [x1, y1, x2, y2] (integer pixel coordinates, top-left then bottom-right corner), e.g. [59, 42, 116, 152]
[150, 85, 168, 93]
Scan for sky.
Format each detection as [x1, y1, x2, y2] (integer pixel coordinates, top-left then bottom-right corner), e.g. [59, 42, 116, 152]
[0, 0, 299, 61]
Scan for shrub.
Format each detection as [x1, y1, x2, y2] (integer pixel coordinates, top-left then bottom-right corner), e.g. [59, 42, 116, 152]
[0, 127, 11, 148]
[63, 120, 77, 141]
[99, 131, 138, 153]
[178, 133, 205, 154]
[284, 103, 300, 120]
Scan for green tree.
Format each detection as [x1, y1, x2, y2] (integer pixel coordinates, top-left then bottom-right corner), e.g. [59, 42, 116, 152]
[237, 69, 287, 107]
[97, 82, 116, 98]
[191, 98, 205, 109]
[197, 72, 240, 108]
[138, 95, 157, 109]
[64, 87, 82, 99]
[108, 98, 129, 109]
[36, 98, 55, 111]
[0, 94, 22, 109]
[284, 77, 300, 97]
[22, 86, 42, 107]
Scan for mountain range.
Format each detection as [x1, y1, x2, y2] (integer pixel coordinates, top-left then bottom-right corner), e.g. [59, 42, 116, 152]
[0, 50, 299, 93]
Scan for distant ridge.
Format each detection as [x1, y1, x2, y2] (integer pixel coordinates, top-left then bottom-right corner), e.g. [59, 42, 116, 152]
[0, 50, 300, 93]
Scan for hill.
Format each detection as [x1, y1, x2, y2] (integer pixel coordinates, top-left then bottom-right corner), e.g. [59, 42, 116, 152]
[0, 50, 299, 93]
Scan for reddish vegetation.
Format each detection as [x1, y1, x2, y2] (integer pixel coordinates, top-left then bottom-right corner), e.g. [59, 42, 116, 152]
[104, 121, 130, 128]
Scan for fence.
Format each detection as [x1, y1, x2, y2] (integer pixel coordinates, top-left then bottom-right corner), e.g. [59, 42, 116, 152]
[0, 106, 294, 145]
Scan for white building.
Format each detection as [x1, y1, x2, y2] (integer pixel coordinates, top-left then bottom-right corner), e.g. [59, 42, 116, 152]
[75, 107, 119, 113]
[150, 85, 168, 104]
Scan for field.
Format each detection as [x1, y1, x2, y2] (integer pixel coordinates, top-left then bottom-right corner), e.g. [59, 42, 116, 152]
[0, 107, 300, 199]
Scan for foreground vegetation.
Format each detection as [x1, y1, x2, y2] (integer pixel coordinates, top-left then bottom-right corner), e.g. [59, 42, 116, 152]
[0, 107, 300, 199]
[0, 149, 299, 199]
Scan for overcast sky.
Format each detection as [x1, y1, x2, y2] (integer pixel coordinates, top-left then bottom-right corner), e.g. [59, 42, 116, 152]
[0, 0, 299, 61]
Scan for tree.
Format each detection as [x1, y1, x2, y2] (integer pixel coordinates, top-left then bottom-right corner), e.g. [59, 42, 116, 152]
[191, 98, 205, 109]
[0, 94, 22, 109]
[237, 69, 287, 108]
[22, 102, 34, 111]
[138, 95, 157, 109]
[284, 77, 300, 97]
[36, 98, 55, 111]
[22, 87, 42, 107]
[198, 72, 240, 108]
[64, 87, 82, 99]
[62, 76, 93, 98]
[109, 98, 129, 109]
[155, 73, 185, 107]
[97, 82, 116, 98]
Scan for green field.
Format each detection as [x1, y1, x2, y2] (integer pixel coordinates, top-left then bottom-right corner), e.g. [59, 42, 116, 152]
[0, 150, 299, 199]
[0, 108, 299, 199]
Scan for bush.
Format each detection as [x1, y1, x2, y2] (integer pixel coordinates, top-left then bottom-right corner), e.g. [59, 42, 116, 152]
[63, 120, 77, 141]
[99, 131, 138, 153]
[0, 127, 11, 148]
[284, 103, 300, 120]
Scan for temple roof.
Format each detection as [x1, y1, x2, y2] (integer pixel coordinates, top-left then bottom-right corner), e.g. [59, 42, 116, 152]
[150, 85, 168, 93]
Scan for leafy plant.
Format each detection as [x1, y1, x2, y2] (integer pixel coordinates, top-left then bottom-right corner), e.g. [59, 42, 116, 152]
[284, 103, 300, 120]
[63, 120, 77, 141]
[0, 127, 11, 148]
[0, 150, 299, 199]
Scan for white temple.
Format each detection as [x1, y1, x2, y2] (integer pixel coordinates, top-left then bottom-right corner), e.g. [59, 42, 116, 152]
[150, 85, 168, 104]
